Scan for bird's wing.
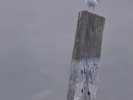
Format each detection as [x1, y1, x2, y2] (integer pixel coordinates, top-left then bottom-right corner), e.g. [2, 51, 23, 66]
[96, 0, 100, 3]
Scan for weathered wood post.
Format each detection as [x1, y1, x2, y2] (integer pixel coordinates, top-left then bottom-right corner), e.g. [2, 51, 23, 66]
[67, 11, 105, 100]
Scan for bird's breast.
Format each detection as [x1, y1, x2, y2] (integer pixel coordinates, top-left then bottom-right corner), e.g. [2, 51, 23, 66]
[85, 0, 98, 6]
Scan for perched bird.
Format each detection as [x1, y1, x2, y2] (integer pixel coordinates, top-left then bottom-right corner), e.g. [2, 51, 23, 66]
[84, 0, 100, 13]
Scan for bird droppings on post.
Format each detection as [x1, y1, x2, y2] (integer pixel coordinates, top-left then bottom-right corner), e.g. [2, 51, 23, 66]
[67, 11, 105, 100]
[69, 58, 100, 100]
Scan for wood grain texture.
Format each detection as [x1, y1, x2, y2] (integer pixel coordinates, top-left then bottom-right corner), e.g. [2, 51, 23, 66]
[67, 11, 105, 100]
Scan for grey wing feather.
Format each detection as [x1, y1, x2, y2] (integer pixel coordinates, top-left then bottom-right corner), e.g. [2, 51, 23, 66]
[96, 0, 100, 3]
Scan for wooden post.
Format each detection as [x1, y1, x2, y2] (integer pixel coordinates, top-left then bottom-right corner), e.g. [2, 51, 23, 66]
[67, 11, 105, 100]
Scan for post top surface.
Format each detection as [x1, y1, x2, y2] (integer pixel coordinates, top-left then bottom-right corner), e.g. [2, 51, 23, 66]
[79, 11, 105, 20]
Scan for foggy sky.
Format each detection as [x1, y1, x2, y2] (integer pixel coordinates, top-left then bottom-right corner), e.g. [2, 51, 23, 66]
[0, 0, 133, 100]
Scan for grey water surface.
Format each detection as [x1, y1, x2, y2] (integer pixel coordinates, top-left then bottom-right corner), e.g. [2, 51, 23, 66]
[0, 0, 133, 100]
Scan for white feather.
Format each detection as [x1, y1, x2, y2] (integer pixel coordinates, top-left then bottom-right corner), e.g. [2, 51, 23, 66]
[84, 0, 100, 6]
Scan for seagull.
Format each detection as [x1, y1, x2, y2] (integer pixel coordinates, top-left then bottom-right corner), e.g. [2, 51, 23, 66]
[84, 0, 100, 13]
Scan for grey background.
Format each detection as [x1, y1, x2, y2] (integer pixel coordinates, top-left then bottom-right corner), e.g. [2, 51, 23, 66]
[0, 0, 133, 100]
